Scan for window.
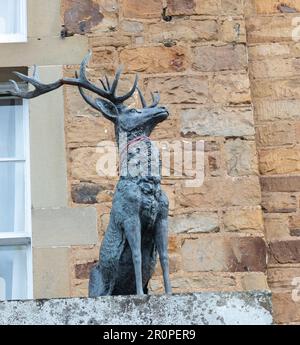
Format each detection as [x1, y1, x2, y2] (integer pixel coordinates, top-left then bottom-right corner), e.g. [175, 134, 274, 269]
[0, 0, 27, 43]
[0, 84, 32, 301]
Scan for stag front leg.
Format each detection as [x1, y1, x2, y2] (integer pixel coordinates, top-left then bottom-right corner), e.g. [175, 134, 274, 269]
[123, 218, 144, 295]
[155, 192, 172, 294]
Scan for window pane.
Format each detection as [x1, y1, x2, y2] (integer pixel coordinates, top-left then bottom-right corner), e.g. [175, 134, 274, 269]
[0, 162, 25, 233]
[0, 245, 28, 300]
[0, 99, 24, 158]
[0, 0, 22, 35]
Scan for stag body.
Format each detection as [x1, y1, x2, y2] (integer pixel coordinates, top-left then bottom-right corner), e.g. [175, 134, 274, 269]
[5, 52, 172, 296]
[90, 106, 171, 296]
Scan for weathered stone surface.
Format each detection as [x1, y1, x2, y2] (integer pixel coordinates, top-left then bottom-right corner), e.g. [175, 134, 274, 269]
[219, 18, 246, 43]
[120, 46, 189, 73]
[241, 273, 269, 290]
[122, 0, 162, 19]
[223, 207, 264, 233]
[148, 19, 218, 44]
[151, 272, 239, 293]
[246, 16, 297, 44]
[193, 44, 247, 72]
[250, 58, 300, 79]
[262, 192, 297, 213]
[63, 0, 104, 34]
[264, 215, 290, 240]
[167, 0, 198, 15]
[268, 266, 300, 290]
[120, 20, 144, 34]
[169, 212, 219, 234]
[91, 47, 118, 67]
[251, 78, 300, 100]
[224, 139, 258, 176]
[75, 261, 98, 279]
[0, 292, 272, 325]
[181, 236, 266, 272]
[251, 0, 300, 14]
[180, 107, 255, 137]
[33, 247, 71, 299]
[32, 207, 98, 247]
[256, 122, 295, 147]
[167, 0, 244, 16]
[210, 73, 251, 105]
[269, 240, 300, 264]
[72, 182, 115, 204]
[144, 75, 208, 104]
[288, 215, 300, 236]
[272, 292, 300, 324]
[70, 144, 118, 181]
[260, 176, 300, 192]
[177, 177, 261, 209]
[248, 43, 291, 61]
[259, 148, 300, 175]
[254, 99, 300, 122]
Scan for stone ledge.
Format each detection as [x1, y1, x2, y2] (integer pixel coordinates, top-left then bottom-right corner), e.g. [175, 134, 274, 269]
[0, 291, 272, 325]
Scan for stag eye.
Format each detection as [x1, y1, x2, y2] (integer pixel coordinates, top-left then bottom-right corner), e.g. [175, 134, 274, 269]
[129, 109, 135, 114]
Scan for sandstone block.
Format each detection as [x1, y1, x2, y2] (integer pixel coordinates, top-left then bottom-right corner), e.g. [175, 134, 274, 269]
[219, 19, 246, 43]
[120, 46, 189, 73]
[256, 122, 295, 147]
[269, 239, 300, 264]
[262, 192, 297, 213]
[180, 106, 255, 137]
[122, 0, 162, 19]
[33, 247, 71, 299]
[193, 44, 247, 72]
[224, 139, 258, 176]
[181, 236, 266, 272]
[223, 207, 264, 233]
[246, 16, 297, 44]
[254, 99, 300, 122]
[169, 212, 219, 234]
[209, 73, 251, 105]
[252, 0, 300, 14]
[148, 19, 218, 44]
[259, 147, 300, 175]
[144, 75, 208, 104]
[264, 215, 290, 240]
[273, 292, 300, 324]
[177, 176, 261, 209]
[261, 176, 300, 192]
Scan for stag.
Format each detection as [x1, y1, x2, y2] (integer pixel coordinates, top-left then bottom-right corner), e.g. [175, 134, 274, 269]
[4, 51, 172, 296]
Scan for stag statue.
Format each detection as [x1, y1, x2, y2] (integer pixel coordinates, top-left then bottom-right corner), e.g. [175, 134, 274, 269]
[4, 51, 172, 296]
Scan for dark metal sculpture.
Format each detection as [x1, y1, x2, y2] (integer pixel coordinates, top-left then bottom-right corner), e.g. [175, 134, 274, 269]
[4, 51, 172, 296]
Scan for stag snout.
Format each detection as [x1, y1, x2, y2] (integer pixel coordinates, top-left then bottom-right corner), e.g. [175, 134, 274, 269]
[153, 106, 169, 120]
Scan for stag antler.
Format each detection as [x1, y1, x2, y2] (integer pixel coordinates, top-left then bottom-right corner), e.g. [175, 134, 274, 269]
[137, 87, 160, 108]
[5, 51, 138, 106]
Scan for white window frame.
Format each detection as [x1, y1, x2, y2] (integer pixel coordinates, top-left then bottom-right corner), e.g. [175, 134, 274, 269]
[0, 87, 32, 300]
[0, 0, 27, 43]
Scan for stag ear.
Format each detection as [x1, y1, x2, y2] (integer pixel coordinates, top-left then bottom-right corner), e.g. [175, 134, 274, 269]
[94, 98, 119, 122]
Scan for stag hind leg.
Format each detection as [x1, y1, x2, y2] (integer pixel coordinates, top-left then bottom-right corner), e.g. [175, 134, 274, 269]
[154, 191, 172, 294]
[89, 265, 110, 297]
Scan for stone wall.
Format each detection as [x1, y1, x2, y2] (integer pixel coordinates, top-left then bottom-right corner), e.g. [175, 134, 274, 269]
[63, 0, 268, 299]
[245, 0, 300, 325]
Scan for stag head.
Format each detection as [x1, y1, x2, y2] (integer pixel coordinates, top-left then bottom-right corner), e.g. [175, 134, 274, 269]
[4, 51, 169, 138]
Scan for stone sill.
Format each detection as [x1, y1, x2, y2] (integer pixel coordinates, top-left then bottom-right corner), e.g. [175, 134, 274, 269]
[0, 291, 273, 325]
